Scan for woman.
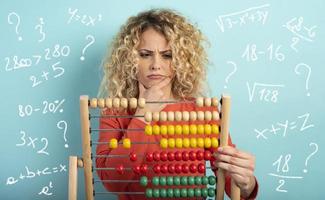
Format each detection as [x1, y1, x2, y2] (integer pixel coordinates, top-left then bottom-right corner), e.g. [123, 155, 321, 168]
[96, 8, 258, 199]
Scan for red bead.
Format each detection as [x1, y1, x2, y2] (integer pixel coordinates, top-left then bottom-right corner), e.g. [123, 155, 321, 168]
[204, 151, 212, 160]
[153, 164, 160, 173]
[189, 163, 197, 173]
[160, 151, 168, 161]
[129, 152, 137, 162]
[168, 164, 175, 173]
[182, 151, 189, 161]
[153, 151, 160, 161]
[189, 151, 197, 161]
[198, 163, 205, 173]
[182, 164, 189, 173]
[146, 153, 154, 162]
[116, 165, 124, 175]
[175, 151, 182, 161]
[196, 150, 204, 161]
[161, 164, 168, 173]
[175, 164, 182, 174]
[140, 164, 148, 174]
[133, 165, 141, 174]
[167, 152, 175, 161]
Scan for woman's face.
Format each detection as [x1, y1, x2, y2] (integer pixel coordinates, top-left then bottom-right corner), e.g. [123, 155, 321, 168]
[136, 27, 174, 89]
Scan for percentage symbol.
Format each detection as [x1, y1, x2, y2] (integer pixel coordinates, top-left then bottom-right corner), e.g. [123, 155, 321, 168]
[53, 99, 65, 113]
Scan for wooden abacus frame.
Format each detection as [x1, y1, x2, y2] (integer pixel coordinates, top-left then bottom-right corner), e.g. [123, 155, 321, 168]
[68, 95, 240, 200]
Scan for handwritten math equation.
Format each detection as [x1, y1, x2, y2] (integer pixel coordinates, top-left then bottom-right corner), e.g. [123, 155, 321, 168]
[3, 7, 98, 197]
[215, 3, 319, 195]
[217, 4, 316, 99]
[268, 143, 318, 192]
[253, 113, 314, 140]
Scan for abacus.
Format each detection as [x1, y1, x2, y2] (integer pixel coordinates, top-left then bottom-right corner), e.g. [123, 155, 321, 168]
[68, 95, 240, 200]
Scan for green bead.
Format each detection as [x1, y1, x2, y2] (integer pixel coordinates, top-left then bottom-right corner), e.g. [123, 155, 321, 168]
[174, 188, 180, 197]
[146, 188, 153, 198]
[181, 188, 187, 197]
[187, 188, 194, 197]
[194, 188, 201, 197]
[188, 176, 195, 185]
[153, 188, 160, 198]
[160, 188, 167, 198]
[202, 176, 209, 185]
[180, 176, 188, 185]
[166, 176, 174, 186]
[208, 176, 216, 185]
[152, 177, 159, 186]
[201, 188, 208, 197]
[167, 188, 174, 198]
[195, 176, 202, 185]
[140, 176, 148, 187]
[159, 176, 167, 186]
[208, 188, 215, 197]
[174, 176, 181, 185]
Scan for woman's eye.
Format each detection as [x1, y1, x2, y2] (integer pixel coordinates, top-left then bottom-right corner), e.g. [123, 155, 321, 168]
[162, 54, 172, 59]
[139, 53, 150, 57]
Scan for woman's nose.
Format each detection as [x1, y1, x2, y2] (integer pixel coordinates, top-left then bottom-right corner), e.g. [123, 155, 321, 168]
[150, 54, 162, 70]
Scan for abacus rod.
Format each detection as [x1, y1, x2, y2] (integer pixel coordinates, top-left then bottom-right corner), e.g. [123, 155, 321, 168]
[92, 141, 157, 145]
[94, 179, 140, 183]
[95, 191, 144, 195]
[93, 167, 216, 170]
[91, 114, 144, 119]
[91, 128, 144, 132]
[94, 154, 131, 158]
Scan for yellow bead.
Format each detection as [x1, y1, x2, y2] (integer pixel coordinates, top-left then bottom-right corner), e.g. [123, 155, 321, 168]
[183, 138, 190, 148]
[123, 138, 131, 148]
[160, 125, 167, 136]
[197, 138, 204, 148]
[212, 125, 219, 135]
[190, 138, 197, 148]
[167, 125, 175, 135]
[168, 138, 175, 148]
[109, 138, 118, 149]
[175, 138, 183, 148]
[182, 125, 189, 135]
[190, 124, 197, 135]
[175, 125, 182, 135]
[211, 137, 219, 148]
[153, 125, 160, 135]
[197, 124, 204, 135]
[205, 124, 212, 135]
[145, 125, 152, 135]
[204, 138, 211, 148]
[160, 138, 168, 149]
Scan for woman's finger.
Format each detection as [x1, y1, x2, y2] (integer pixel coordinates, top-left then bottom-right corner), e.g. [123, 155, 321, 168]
[215, 161, 254, 177]
[217, 146, 255, 161]
[215, 153, 254, 170]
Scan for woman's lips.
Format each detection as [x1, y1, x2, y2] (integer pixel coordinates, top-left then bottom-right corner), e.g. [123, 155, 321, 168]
[147, 74, 166, 80]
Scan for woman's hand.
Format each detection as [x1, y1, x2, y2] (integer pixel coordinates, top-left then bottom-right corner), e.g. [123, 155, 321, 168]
[214, 146, 256, 198]
[134, 77, 173, 122]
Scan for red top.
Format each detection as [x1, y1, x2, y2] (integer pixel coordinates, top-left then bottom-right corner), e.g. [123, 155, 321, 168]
[96, 100, 258, 200]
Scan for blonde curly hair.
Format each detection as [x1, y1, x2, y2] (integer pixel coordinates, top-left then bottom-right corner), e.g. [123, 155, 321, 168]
[98, 8, 209, 99]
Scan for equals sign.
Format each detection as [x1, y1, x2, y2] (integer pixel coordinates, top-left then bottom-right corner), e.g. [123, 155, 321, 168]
[52, 167, 58, 173]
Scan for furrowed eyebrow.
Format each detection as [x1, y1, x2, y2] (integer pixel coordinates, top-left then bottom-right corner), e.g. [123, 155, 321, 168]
[138, 49, 171, 54]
